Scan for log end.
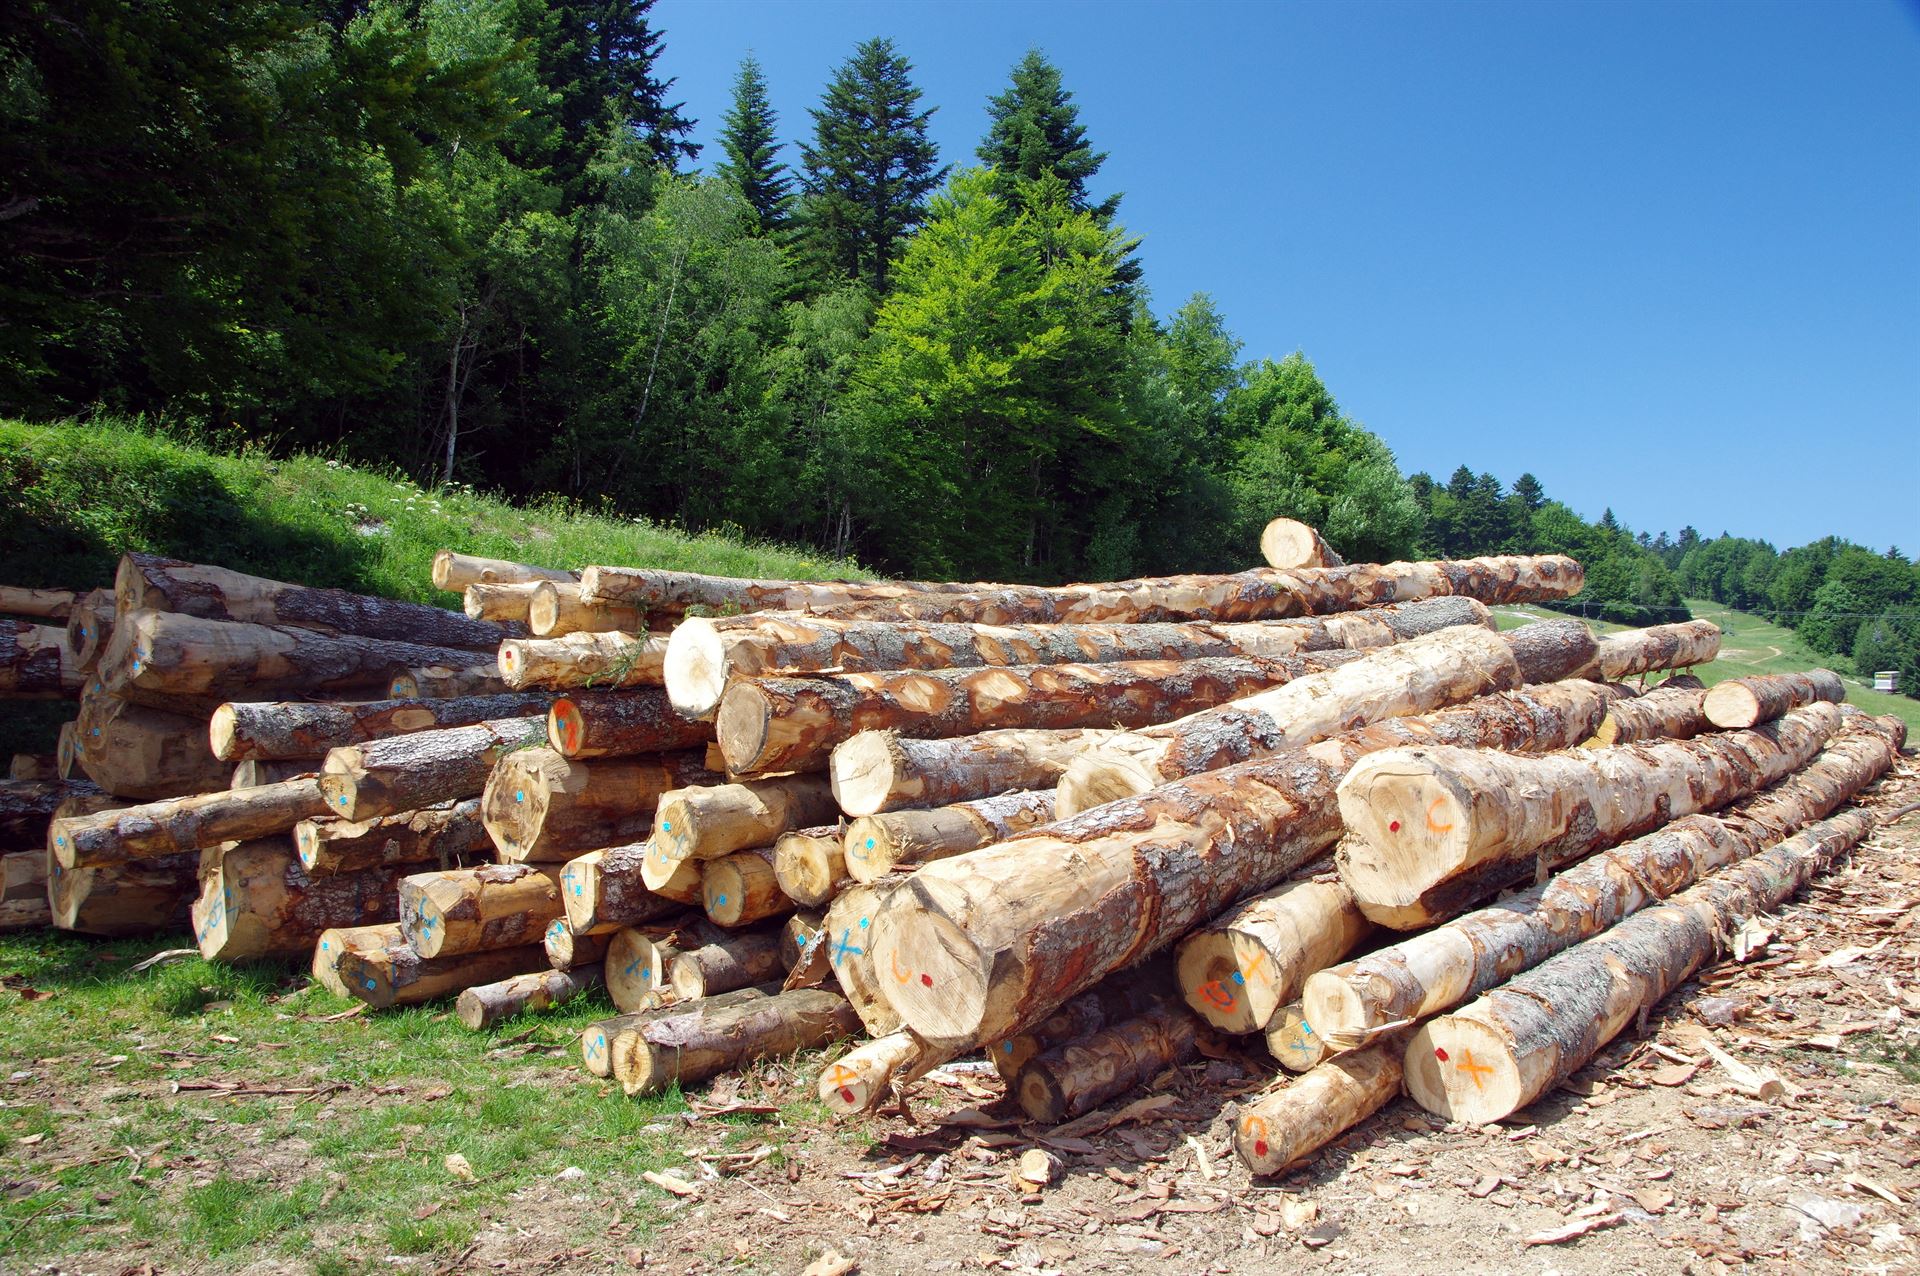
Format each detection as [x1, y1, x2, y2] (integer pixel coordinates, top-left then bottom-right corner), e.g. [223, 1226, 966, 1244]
[548, 699, 586, 758]
[1265, 1003, 1329, 1073]
[454, 989, 487, 1031]
[639, 842, 705, 903]
[773, 830, 842, 907]
[829, 731, 905, 818]
[1259, 518, 1342, 570]
[527, 582, 564, 638]
[496, 643, 530, 690]
[662, 618, 728, 717]
[702, 858, 748, 926]
[1297, 970, 1375, 1053]
[841, 816, 900, 885]
[1334, 752, 1475, 921]
[1012, 1062, 1069, 1125]
[868, 885, 991, 1047]
[430, 550, 457, 593]
[667, 952, 707, 1002]
[207, 704, 242, 762]
[713, 684, 774, 776]
[581, 1022, 614, 1076]
[1403, 1017, 1524, 1125]
[1174, 930, 1262, 1034]
[1702, 681, 1762, 730]
[1055, 750, 1158, 820]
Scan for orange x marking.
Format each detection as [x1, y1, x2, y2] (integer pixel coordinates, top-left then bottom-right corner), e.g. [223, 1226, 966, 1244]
[1456, 1048, 1494, 1089]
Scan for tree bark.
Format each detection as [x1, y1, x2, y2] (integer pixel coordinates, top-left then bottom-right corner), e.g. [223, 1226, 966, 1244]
[317, 716, 546, 821]
[482, 748, 719, 863]
[771, 826, 847, 908]
[720, 653, 1353, 777]
[823, 880, 905, 1035]
[51, 777, 328, 868]
[830, 727, 1120, 817]
[651, 775, 839, 864]
[230, 760, 319, 788]
[1265, 1003, 1329, 1072]
[192, 840, 404, 961]
[68, 692, 226, 800]
[1013, 1002, 1208, 1124]
[388, 665, 511, 699]
[337, 942, 550, 1009]
[1174, 877, 1371, 1035]
[546, 688, 713, 760]
[1334, 701, 1844, 930]
[844, 790, 1054, 883]
[50, 852, 196, 935]
[212, 692, 557, 761]
[497, 632, 669, 691]
[398, 864, 564, 959]
[312, 923, 405, 996]
[0, 621, 79, 699]
[611, 986, 859, 1097]
[0, 586, 76, 621]
[529, 581, 650, 638]
[667, 928, 787, 1000]
[1259, 518, 1345, 569]
[462, 582, 540, 624]
[985, 967, 1175, 1082]
[1703, 669, 1846, 729]
[702, 845, 791, 927]
[1, 778, 102, 845]
[544, 919, 612, 970]
[558, 842, 693, 935]
[1584, 674, 1706, 747]
[1405, 808, 1877, 1125]
[579, 566, 973, 619]
[456, 964, 603, 1031]
[1573, 618, 1721, 681]
[295, 799, 491, 876]
[431, 551, 574, 594]
[1232, 1040, 1403, 1175]
[65, 589, 114, 673]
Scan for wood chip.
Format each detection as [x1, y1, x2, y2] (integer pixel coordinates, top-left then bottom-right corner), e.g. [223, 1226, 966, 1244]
[800, 1251, 857, 1276]
[1523, 1212, 1624, 1245]
[642, 1169, 697, 1197]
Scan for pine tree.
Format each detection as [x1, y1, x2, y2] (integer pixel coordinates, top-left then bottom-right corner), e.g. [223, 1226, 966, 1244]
[978, 50, 1114, 216]
[798, 37, 947, 294]
[716, 55, 792, 235]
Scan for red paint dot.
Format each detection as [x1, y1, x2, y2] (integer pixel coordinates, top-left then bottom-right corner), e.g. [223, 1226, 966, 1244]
[1433, 1047, 1449, 1062]
[920, 973, 933, 987]
[839, 1087, 855, 1103]
[1389, 820, 1401, 833]
[1253, 1140, 1268, 1157]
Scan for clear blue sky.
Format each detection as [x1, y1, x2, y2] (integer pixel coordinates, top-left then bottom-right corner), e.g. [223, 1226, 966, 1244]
[656, 0, 1919, 553]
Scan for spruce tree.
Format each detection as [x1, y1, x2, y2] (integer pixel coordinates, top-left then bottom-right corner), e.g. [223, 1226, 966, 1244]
[716, 55, 793, 235]
[977, 49, 1114, 217]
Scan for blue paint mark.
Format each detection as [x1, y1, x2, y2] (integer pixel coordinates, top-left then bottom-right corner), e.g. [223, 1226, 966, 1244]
[1300, 1022, 1314, 1037]
[858, 917, 869, 929]
[1231, 971, 1245, 986]
[364, 977, 377, 991]
[713, 893, 729, 908]
[660, 821, 671, 832]
[831, 928, 864, 966]
[515, 789, 525, 803]
[865, 838, 875, 850]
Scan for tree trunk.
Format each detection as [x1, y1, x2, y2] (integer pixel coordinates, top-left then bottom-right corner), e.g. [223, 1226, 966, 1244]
[337, 942, 550, 1009]
[50, 852, 196, 935]
[1, 621, 79, 699]
[831, 727, 1120, 817]
[583, 984, 774, 1076]
[51, 777, 328, 868]
[1307, 712, 1902, 1049]
[388, 665, 511, 699]
[1265, 1003, 1329, 1072]
[771, 826, 847, 908]
[985, 967, 1175, 1081]
[2, 850, 49, 929]
[720, 653, 1352, 778]
[212, 692, 556, 761]
[558, 842, 693, 935]
[230, 760, 318, 788]
[117, 552, 511, 651]
[844, 790, 1054, 883]
[483, 748, 719, 863]
[456, 964, 602, 1031]
[462, 582, 540, 624]
[1174, 877, 1370, 1035]
[1232, 1040, 1403, 1175]
[823, 880, 905, 1035]
[869, 679, 1625, 1051]
[312, 923, 404, 996]
[1259, 518, 1345, 570]
[192, 840, 404, 961]
[1013, 1002, 1207, 1124]
[430, 551, 573, 594]
[544, 919, 612, 970]
[1055, 623, 1594, 816]
[638, 840, 707, 902]
[0, 586, 76, 621]
[497, 632, 669, 691]
[69, 692, 226, 800]
[1574, 618, 1721, 681]
[398, 864, 564, 958]
[65, 589, 115, 673]
[295, 799, 491, 876]
[317, 716, 546, 821]
[529, 582, 650, 638]
[1703, 669, 1846, 729]
[1335, 702, 1844, 930]
[579, 566, 972, 620]
[612, 987, 860, 1097]
[701, 845, 790, 927]
[665, 595, 1490, 717]
[1405, 808, 1876, 1125]
[667, 928, 787, 1000]
[651, 775, 839, 864]
[546, 688, 714, 760]
[1584, 674, 1706, 747]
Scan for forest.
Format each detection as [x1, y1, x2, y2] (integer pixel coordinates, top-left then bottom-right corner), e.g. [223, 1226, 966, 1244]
[2, 2, 1912, 691]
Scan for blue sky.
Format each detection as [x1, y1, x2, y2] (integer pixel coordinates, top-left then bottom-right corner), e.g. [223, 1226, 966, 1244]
[656, 0, 1918, 553]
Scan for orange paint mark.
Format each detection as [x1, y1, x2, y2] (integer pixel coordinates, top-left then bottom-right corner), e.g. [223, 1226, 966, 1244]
[1199, 980, 1237, 1012]
[1425, 797, 1454, 835]
[825, 1064, 857, 1087]
[889, 951, 914, 984]
[1243, 1114, 1269, 1159]
[1241, 947, 1272, 987]
[1456, 1049, 1494, 1089]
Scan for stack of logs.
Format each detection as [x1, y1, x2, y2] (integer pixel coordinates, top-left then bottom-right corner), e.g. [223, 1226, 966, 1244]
[5, 515, 1897, 1180]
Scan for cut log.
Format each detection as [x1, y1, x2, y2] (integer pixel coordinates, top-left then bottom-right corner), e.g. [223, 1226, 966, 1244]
[1574, 618, 1721, 681]
[2, 849, 48, 904]
[529, 581, 650, 638]
[831, 727, 1119, 817]
[100, 609, 489, 705]
[2, 777, 103, 845]
[312, 923, 405, 997]
[337, 943, 549, 1009]
[211, 692, 557, 761]
[1703, 669, 1846, 729]
[192, 840, 403, 961]
[650, 776, 839, 864]
[1584, 674, 1707, 747]
[664, 595, 1490, 717]
[843, 790, 1054, 883]
[55, 722, 78, 780]
[1265, 1003, 1329, 1072]
[720, 653, 1357, 777]
[295, 799, 490, 876]
[0, 586, 76, 621]
[1334, 701, 1845, 929]
[606, 927, 671, 1011]
[1306, 711, 1903, 1050]
[1174, 877, 1371, 1034]
[986, 968, 1175, 1081]
[544, 918, 613, 969]
[316, 716, 546, 821]
[1405, 808, 1877, 1125]
[9, 753, 58, 781]
[638, 842, 706, 903]
[821, 880, 903, 1035]
[497, 631, 668, 691]
[388, 665, 510, 699]
[546, 688, 713, 760]
[558, 843, 691, 936]
[580, 566, 969, 618]
[583, 985, 778, 1076]
[117, 553, 511, 650]
[70, 692, 226, 800]
[668, 927, 787, 1000]
[65, 588, 115, 672]
[50, 851, 196, 935]
[818, 1031, 929, 1116]
[1055, 622, 1595, 816]
[463, 581, 540, 624]
[483, 748, 719, 863]
[771, 826, 847, 908]
[456, 964, 603, 1030]
[431, 551, 574, 594]
[1259, 518, 1345, 570]
[230, 760, 317, 789]
[869, 678, 1625, 1050]
[1014, 1001, 1207, 1124]
[611, 986, 860, 1097]
[702, 845, 790, 927]
[1, 621, 80, 698]
[0, 895, 51, 930]
[51, 777, 328, 868]
[1233, 1041, 1403, 1175]
[398, 864, 563, 958]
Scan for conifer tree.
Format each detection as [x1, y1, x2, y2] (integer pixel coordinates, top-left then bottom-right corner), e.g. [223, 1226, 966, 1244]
[716, 55, 793, 235]
[977, 49, 1114, 217]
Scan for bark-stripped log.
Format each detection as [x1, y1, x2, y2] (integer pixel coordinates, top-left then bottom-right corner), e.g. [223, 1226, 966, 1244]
[544, 919, 612, 970]
[1584, 674, 1706, 747]
[482, 748, 719, 863]
[1259, 518, 1345, 570]
[664, 595, 1490, 716]
[1310, 712, 1903, 1050]
[831, 727, 1120, 817]
[529, 581, 650, 638]
[311, 923, 403, 997]
[1055, 622, 1597, 816]
[985, 968, 1175, 1081]
[667, 928, 787, 1000]
[456, 964, 603, 1030]
[1174, 877, 1371, 1034]
[824, 881, 904, 1035]
[1265, 1003, 1329, 1072]
[1014, 1001, 1208, 1124]
[558, 843, 691, 935]
[117, 553, 512, 650]
[1703, 669, 1846, 729]
[843, 790, 1055, 883]
[612, 987, 860, 1097]
[497, 631, 669, 691]
[771, 826, 846, 907]
[388, 665, 510, 699]
[0, 586, 76, 621]
[0, 621, 79, 699]
[719, 653, 1358, 777]
[546, 688, 713, 759]
[650, 776, 839, 863]
[1573, 618, 1721, 681]
[702, 845, 790, 927]
[70, 692, 226, 799]
[51, 778, 328, 868]
[316, 716, 545, 821]
[1335, 702, 1844, 930]
[431, 551, 574, 594]
[398, 864, 564, 958]
[337, 943, 549, 1009]
[1232, 1040, 1404, 1175]
[606, 927, 671, 1011]
[869, 679, 1624, 1050]
[211, 692, 556, 761]
[295, 799, 491, 876]
[192, 840, 403, 961]
[463, 582, 540, 624]
[1405, 808, 1879, 1125]
[579, 566, 973, 617]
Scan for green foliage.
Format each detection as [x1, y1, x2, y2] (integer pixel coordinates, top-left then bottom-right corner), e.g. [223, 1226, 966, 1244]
[716, 55, 794, 236]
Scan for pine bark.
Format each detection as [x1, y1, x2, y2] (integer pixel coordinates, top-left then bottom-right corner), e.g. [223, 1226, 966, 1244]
[771, 826, 848, 907]
[212, 692, 557, 761]
[529, 581, 650, 638]
[192, 840, 404, 961]
[295, 799, 491, 876]
[51, 777, 328, 868]
[1259, 518, 1345, 570]
[388, 665, 510, 698]
[1013, 1002, 1207, 1124]
[497, 632, 669, 691]
[579, 566, 972, 619]
[1584, 674, 1706, 747]
[650, 775, 839, 864]
[1233, 1040, 1404, 1175]
[430, 551, 574, 594]
[1703, 669, 1846, 729]
[558, 842, 692, 934]
[546, 688, 714, 759]
[456, 964, 603, 1030]
[1, 621, 79, 699]
[482, 748, 719, 863]
[1, 777, 103, 845]
[398, 863, 564, 958]
[317, 716, 546, 821]
[611, 987, 859, 1097]
[337, 942, 549, 1009]
[1174, 877, 1371, 1034]
[1574, 618, 1721, 681]
[844, 790, 1055, 883]
[667, 928, 788, 999]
